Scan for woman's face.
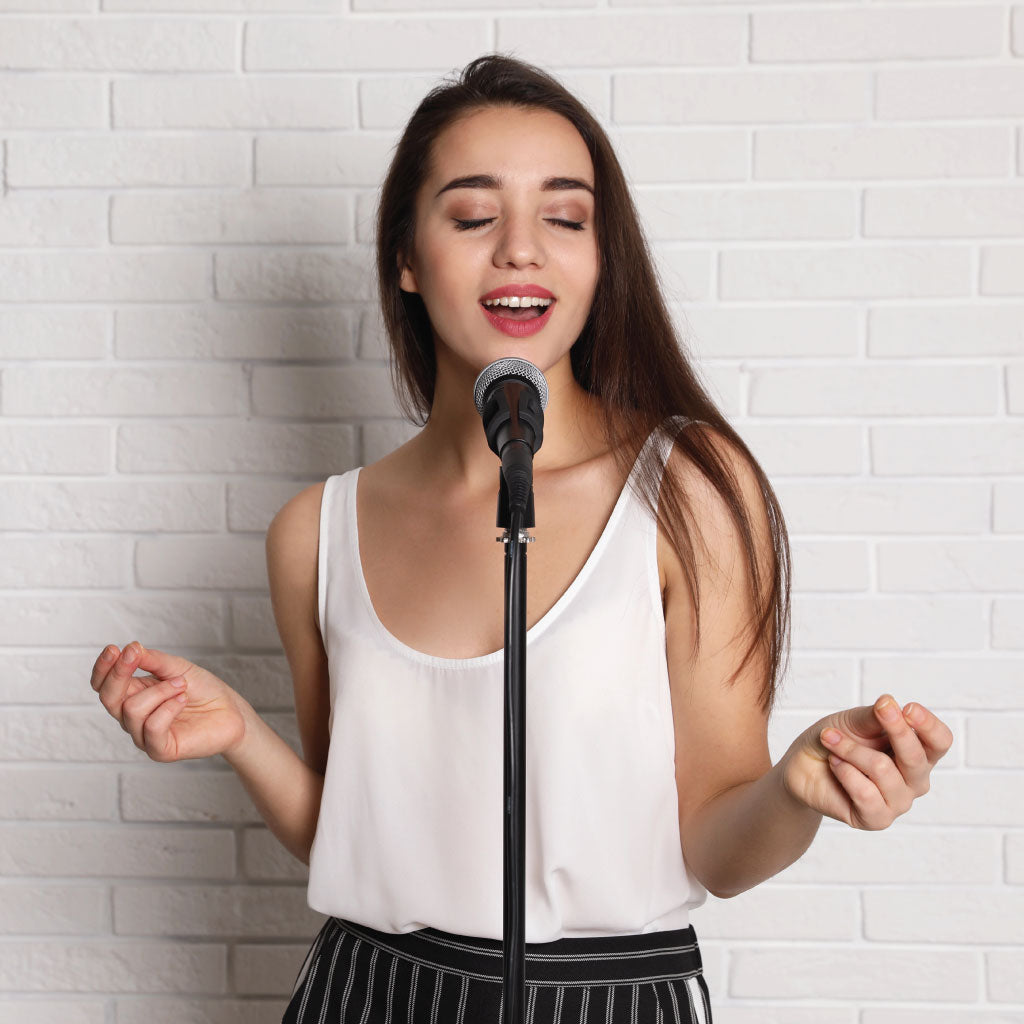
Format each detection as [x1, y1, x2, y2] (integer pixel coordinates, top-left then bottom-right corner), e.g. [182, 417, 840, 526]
[399, 105, 600, 377]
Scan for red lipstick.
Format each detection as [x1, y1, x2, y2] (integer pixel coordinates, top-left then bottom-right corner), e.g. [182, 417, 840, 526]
[479, 283, 556, 337]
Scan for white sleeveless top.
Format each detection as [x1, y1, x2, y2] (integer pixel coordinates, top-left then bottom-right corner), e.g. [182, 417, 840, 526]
[306, 416, 708, 941]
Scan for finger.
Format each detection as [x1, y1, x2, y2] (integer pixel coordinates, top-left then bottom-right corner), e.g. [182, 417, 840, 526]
[135, 645, 191, 684]
[872, 695, 931, 794]
[901, 702, 955, 764]
[820, 726, 913, 814]
[122, 677, 187, 749]
[91, 645, 121, 691]
[141, 690, 188, 763]
[827, 755, 892, 830]
[96, 641, 145, 720]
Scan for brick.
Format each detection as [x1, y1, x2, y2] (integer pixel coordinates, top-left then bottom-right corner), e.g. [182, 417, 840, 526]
[7, 133, 247, 188]
[0, 766, 115, 819]
[877, 66, 1024, 120]
[683, 306, 857, 358]
[362, 419, 420, 464]
[871, 423, 1024, 475]
[214, 249, 375, 302]
[256, 131, 398, 186]
[113, 884, 316, 937]
[755, 124, 1010, 180]
[0, 536, 125, 588]
[2, 365, 248, 417]
[251, 364, 401, 418]
[0, 1003, 102, 1024]
[0, 824, 233, 878]
[865, 889, 1024, 944]
[720, 245, 970, 301]
[0, 595, 224, 647]
[0, 885, 106, 934]
[0, 424, 110, 474]
[869, 305, 1024, 356]
[751, 6, 1001, 63]
[615, 70, 868, 125]
[788, 539, 869, 591]
[730, 948, 975, 1001]
[111, 189, 352, 245]
[993, 600, 1024, 648]
[981, 246, 1024, 295]
[864, 657, 1024, 711]
[0, 308, 107, 359]
[0, 252, 209, 302]
[498, 12, 742, 67]
[772, 654, 857, 709]
[121, 768, 258, 823]
[135, 536, 267, 589]
[635, 186, 855, 242]
[0, 480, 224, 532]
[967, 715, 1024, 768]
[0, 192, 104, 246]
[117, 421, 356, 474]
[235, 940, 313, 995]
[115, 305, 357, 361]
[226, 479, 326, 533]
[791, 595, 984, 651]
[113, 77, 355, 129]
[772, 827, 995, 885]
[230, 595, 288, 650]
[878, 540, 1024, 592]
[1010, 362, 1024, 414]
[241, 827, 310, 881]
[888, 772, 1024, 826]
[246, 17, 487, 71]
[0, 18, 234, 71]
[865, 186, 1024, 238]
[995, 483, 1024, 532]
[0, 76, 103, 129]
[0, 937, 226, 992]
[355, 0, 591, 8]
[609, 128, 746, 185]
[115, 1000, 285, 1024]
[750, 364, 996, 417]
[773, 480, 988, 534]
[987, 948, 1024, 1002]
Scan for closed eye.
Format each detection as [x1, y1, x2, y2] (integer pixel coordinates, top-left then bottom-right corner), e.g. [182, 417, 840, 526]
[453, 218, 585, 232]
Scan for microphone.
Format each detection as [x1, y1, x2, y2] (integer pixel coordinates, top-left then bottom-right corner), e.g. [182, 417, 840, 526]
[473, 357, 548, 515]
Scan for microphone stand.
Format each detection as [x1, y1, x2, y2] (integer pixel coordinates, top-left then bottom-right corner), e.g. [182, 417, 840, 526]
[496, 468, 534, 1024]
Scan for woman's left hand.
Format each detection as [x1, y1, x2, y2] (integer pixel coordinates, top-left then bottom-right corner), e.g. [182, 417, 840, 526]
[780, 695, 954, 830]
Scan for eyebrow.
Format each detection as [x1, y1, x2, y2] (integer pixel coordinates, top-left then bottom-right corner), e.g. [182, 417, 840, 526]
[434, 174, 594, 199]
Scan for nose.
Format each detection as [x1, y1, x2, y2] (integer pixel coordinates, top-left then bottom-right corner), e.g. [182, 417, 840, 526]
[491, 210, 546, 270]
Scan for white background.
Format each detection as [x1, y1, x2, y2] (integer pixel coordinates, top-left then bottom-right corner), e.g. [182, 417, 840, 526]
[0, 1, 1022, 1021]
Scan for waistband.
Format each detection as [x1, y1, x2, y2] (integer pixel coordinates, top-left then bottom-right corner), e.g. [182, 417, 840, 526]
[331, 917, 703, 986]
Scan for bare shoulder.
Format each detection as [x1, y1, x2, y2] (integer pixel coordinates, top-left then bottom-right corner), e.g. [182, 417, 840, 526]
[265, 480, 331, 776]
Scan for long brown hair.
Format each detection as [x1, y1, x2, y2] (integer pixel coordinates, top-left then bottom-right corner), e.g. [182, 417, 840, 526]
[375, 54, 791, 718]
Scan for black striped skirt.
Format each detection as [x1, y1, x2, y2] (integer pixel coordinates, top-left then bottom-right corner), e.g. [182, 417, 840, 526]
[282, 915, 712, 1024]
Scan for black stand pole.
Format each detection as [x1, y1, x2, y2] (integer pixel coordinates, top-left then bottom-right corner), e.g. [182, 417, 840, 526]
[497, 468, 534, 1024]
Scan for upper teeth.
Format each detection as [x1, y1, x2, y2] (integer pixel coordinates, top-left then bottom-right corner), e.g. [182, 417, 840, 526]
[482, 296, 553, 307]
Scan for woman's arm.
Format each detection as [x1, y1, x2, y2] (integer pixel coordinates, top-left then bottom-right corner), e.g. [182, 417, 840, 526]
[223, 701, 325, 866]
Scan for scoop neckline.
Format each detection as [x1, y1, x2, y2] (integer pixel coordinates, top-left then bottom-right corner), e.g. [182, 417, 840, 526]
[347, 439, 656, 671]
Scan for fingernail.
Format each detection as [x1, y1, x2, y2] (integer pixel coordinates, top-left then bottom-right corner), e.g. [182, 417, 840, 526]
[822, 729, 841, 745]
[877, 698, 899, 722]
[120, 645, 134, 662]
[904, 703, 921, 724]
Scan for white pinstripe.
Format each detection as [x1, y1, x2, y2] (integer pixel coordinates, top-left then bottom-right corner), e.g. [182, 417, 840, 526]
[429, 967, 442, 1024]
[579, 986, 589, 1024]
[684, 978, 707, 1024]
[385, 954, 397, 1024]
[314, 928, 346, 1024]
[337, 937, 362, 1022]
[527, 985, 537, 1024]
[631, 984, 638, 1024]
[553, 985, 564, 1024]
[456, 974, 469, 1024]
[666, 980, 682, 1024]
[605, 985, 614, 1024]
[408, 963, 419, 1023]
[358, 945, 379, 1024]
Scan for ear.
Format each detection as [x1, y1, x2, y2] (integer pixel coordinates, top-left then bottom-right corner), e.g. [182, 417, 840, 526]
[397, 251, 419, 295]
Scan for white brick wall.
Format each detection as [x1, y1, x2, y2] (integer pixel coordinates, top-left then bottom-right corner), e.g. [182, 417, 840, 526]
[0, 2, 1021, 1021]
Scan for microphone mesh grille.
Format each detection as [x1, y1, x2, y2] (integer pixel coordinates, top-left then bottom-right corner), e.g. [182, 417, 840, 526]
[472, 357, 549, 414]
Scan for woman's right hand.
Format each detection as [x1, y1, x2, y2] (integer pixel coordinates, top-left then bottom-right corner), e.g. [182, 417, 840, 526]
[91, 641, 249, 763]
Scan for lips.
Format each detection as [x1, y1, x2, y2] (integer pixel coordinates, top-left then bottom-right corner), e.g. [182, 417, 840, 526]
[480, 300, 555, 338]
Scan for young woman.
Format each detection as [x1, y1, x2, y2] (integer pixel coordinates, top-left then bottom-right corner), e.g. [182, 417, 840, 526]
[91, 54, 952, 1024]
